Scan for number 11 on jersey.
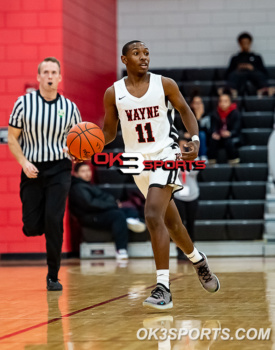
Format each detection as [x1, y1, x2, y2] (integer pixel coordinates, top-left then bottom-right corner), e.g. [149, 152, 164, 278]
[135, 122, 155, 143]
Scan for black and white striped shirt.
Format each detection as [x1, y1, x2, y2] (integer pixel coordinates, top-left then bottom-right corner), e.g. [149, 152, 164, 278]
[9, 90, 82, 162]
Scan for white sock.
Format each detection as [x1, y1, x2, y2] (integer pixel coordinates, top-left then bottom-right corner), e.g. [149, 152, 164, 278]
[157, 269, 169, 290]
[186, 247, 202, 263]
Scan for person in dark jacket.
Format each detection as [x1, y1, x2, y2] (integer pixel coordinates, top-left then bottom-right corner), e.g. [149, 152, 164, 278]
[174, 92, 211, 161]
[188, 92, 211, 160]
[226, 32, 269, 96]
[208, 91, 241, 164]
[69, 163, 133, 259]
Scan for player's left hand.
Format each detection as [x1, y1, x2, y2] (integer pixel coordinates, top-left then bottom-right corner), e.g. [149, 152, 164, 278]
[178, 140, 199, 161]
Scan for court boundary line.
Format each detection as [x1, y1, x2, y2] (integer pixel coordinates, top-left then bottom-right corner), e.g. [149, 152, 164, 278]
[0, 275, 184, 341]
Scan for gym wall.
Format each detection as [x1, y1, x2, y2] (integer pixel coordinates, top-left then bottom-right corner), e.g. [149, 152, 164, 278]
[117, 0, 275, 73]
[0, 0, 117, 254]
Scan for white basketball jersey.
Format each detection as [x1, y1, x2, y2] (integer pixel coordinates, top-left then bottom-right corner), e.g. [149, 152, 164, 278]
[114, 73, 178, 154]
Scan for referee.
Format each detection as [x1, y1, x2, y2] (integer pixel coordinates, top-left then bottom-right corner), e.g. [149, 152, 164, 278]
[8, 57, 82, 291]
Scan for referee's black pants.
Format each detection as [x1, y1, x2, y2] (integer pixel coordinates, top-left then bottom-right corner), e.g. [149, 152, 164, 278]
[20, 159, 72, 280]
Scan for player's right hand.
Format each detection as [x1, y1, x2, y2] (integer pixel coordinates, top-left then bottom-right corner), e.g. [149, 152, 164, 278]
[22, 160, 39, 178]
[63, 147, 83, 163]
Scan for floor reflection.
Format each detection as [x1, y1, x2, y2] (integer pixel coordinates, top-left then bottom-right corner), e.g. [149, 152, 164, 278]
[142, 316, 221, 350]
[46, 292, 64, 349]
[0, 258, 274, 349]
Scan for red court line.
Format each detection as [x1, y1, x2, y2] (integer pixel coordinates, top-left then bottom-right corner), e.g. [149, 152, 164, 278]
[0, 275, 183, 341]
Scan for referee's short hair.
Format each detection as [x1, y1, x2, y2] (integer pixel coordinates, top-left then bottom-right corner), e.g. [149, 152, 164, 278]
[38, 57, 61, 74]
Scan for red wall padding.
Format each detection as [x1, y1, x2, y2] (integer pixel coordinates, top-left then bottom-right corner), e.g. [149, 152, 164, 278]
[0, 0, 117, 253]
[63, 0, 117, 126]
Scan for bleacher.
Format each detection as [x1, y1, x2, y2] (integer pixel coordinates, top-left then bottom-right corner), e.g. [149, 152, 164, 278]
[150, 67, 274, 241]
[80, 67, 274, 258]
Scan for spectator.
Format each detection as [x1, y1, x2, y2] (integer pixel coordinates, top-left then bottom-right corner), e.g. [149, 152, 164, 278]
[189, 92, 211, 161]
[174, 138, 200, 260]
[118, 191, 146, 224]
[69, 163, 145, 260]
[208, 91, 241, 164]
[268, 126, 275, 185]
[174, 92, 211, 161]
[226, 32, 269, 97]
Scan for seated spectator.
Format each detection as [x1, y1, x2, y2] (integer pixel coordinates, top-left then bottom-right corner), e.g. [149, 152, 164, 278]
[175, 92, 211, 161]
[174, 138, 199, 260]
[226, 32, 269, 97]
[118, 191, 146, 226]
[69, 163, 145, 260]
[268, 128, 275, 185]
[189, 92, 212, 161]
[208, 91, 241, 164]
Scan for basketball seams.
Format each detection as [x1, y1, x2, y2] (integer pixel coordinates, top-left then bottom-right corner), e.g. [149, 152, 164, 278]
[82, 130, 95, 156]
[85, 129, 104, 144]
[71, 123, 93, 159]
[86, 127, 100, 131]
[79, 128, 82, 159]
[72, 124, 100, 138]
[84, 123, 104, 151]
[76, 123, 100, 135]
[67, 122, 104, 159]
[76, 123, 85, 134]
[83, 121, 96, 156]
[85, 123, 104, 144]
[67, 133, 80, 149]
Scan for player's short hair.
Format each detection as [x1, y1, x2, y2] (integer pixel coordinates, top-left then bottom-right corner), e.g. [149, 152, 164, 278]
[237, 32, 253, 43]
[38, 57, 61, 74]
[74, 162, 90, 173]
[122, 40, 143, 56]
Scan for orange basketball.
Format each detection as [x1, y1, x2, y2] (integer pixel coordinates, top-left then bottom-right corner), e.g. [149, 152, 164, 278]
[67, 122, 105, 160]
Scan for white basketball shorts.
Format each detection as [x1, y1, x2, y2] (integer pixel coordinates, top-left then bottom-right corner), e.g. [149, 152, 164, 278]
[133, 144, 183, 198]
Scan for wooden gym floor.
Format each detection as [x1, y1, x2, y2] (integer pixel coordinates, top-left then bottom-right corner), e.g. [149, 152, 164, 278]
[0, 257, 274, 349]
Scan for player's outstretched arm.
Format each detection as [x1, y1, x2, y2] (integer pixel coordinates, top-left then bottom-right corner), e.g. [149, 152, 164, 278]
[8, 126, 39, 178]
[162, 77, 199, 160]
[102, 86, 119, 145]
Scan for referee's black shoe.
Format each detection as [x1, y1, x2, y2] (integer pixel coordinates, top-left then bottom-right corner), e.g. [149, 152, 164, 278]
[46, 275, 63, 291]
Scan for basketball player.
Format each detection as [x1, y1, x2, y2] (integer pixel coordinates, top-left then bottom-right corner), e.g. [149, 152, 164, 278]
[8, 57, 82, 291]
[102, 41, 220, 310]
